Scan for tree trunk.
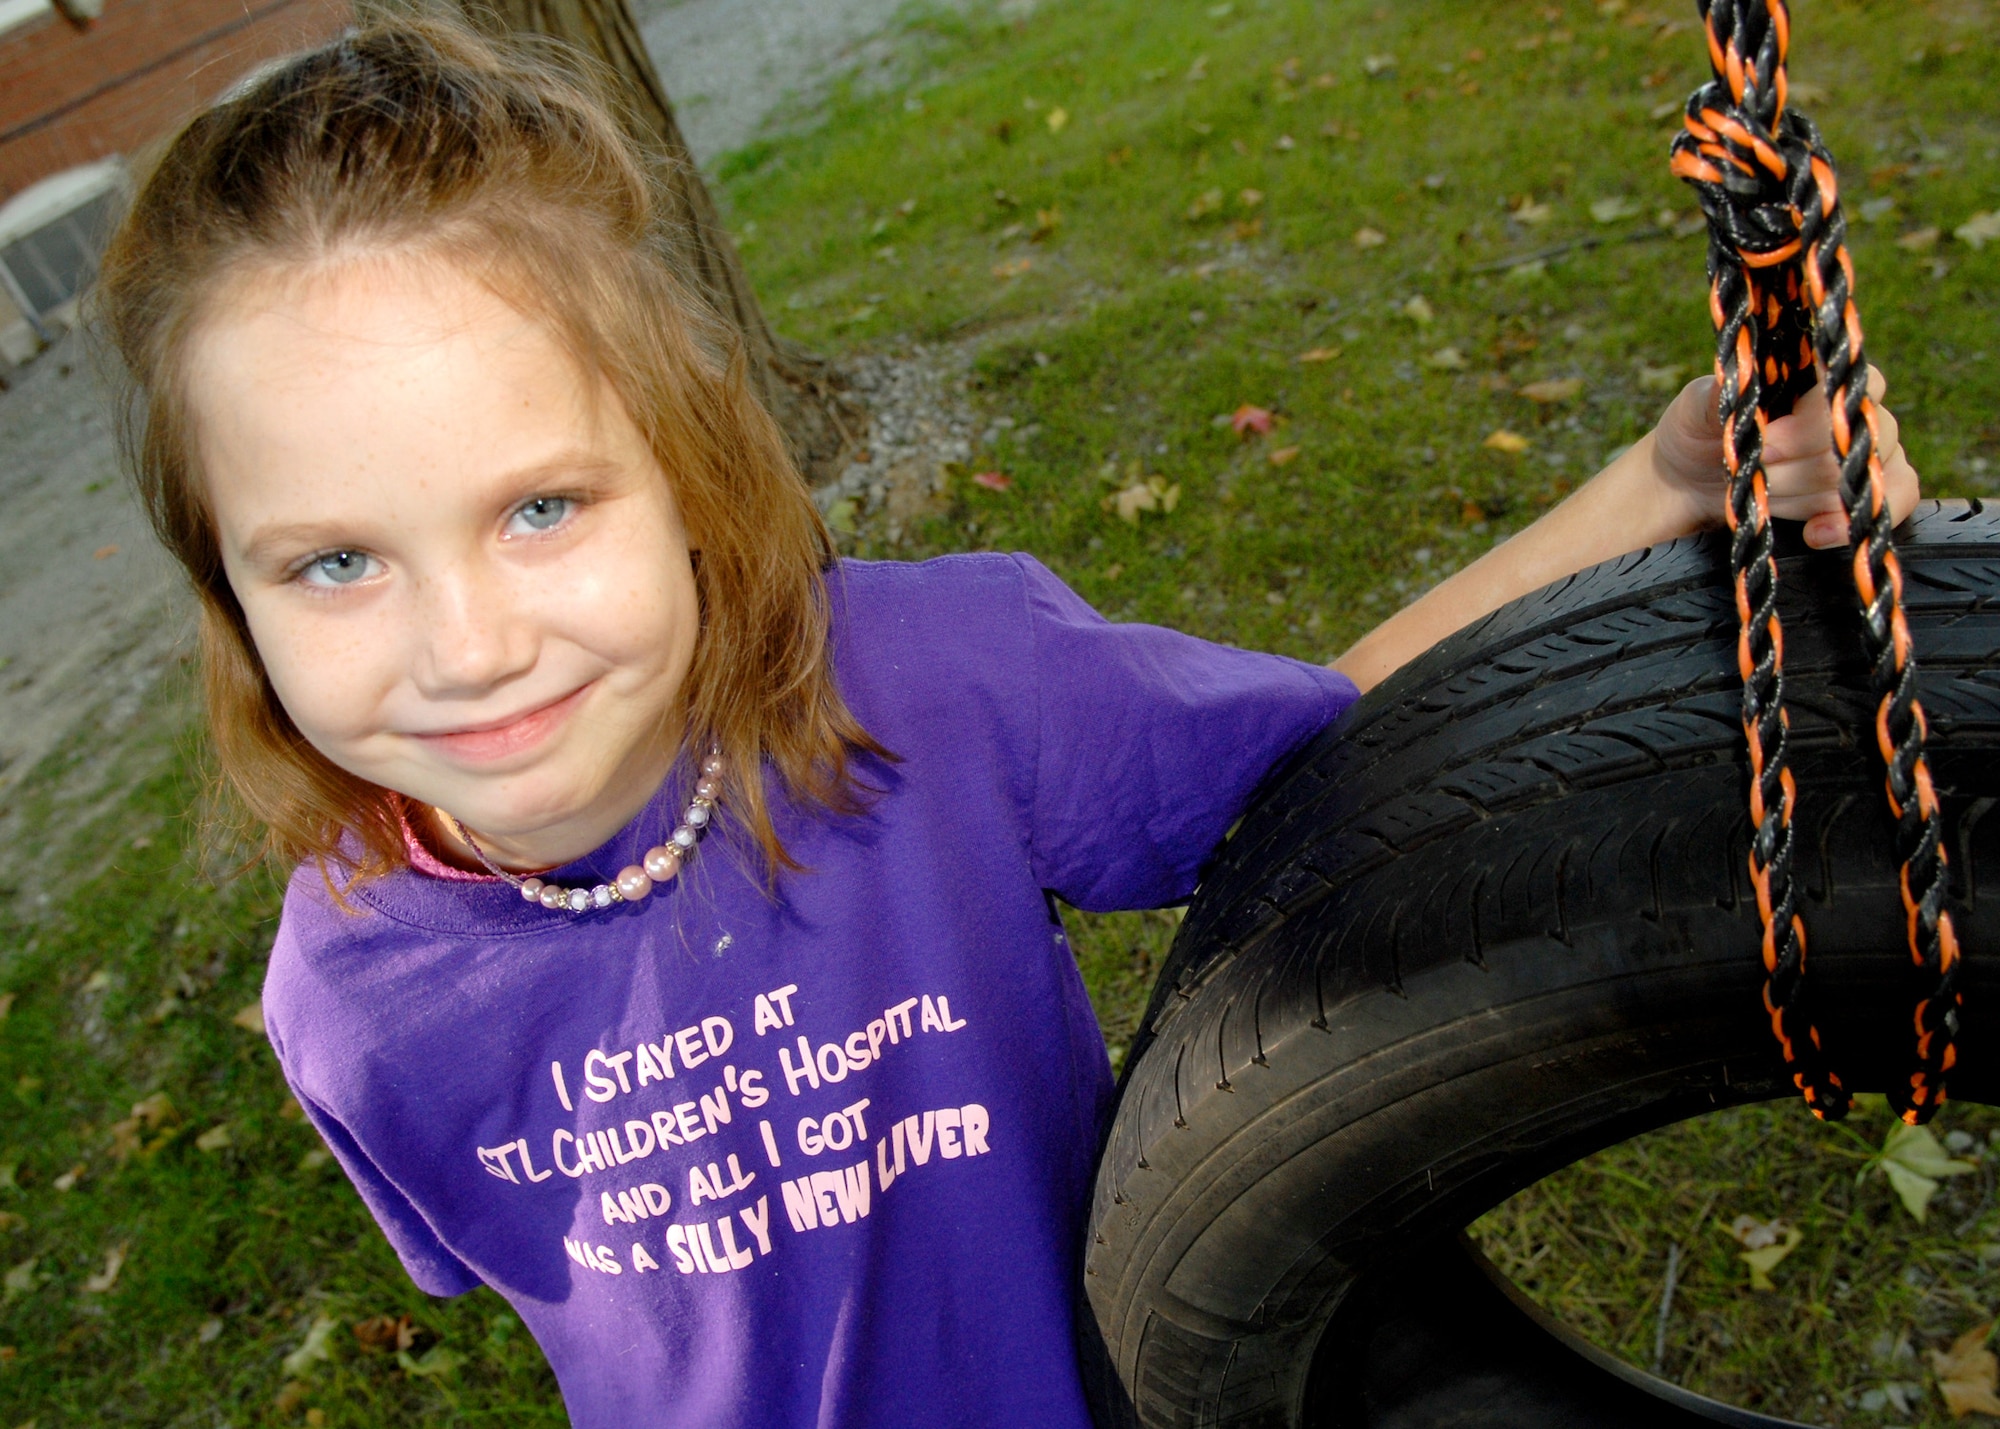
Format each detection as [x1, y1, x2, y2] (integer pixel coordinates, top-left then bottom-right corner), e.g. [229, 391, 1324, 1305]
[381, 0, 863, 485]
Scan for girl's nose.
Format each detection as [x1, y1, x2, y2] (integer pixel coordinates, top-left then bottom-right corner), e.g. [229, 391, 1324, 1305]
[409, 564, 535, 698]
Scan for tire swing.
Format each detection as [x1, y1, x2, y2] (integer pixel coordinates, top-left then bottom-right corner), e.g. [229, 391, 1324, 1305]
[1081, 4, 2000, 1426]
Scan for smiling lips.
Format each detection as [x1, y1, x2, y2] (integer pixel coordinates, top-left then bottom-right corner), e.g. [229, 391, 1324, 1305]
[415, 683, 592, 763]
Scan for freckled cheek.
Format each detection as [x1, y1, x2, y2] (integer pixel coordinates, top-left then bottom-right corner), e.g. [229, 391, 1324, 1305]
[244, 607, 403, 747]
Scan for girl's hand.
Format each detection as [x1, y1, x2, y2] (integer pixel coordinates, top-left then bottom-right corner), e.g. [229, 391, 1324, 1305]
[1650, 366, 1922, 550]
[1334, 364, 1925, 692]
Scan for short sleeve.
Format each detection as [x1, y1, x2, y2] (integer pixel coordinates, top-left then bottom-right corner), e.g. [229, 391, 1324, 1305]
[270, 1030, 483, 1297]
[1013, 553, 1357, 911]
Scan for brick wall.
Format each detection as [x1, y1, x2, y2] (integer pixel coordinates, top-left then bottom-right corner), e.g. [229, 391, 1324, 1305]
[0, 0, 353, 205]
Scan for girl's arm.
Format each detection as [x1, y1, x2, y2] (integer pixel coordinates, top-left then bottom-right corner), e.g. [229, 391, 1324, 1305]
[1332, 367, 1921, 692]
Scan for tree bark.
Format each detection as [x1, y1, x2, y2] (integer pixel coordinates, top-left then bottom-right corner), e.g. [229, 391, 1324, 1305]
[383, 0, 863, 484]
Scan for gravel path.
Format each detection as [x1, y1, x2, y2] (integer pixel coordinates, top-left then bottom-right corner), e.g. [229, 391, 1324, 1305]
[639, 0, 959, 164]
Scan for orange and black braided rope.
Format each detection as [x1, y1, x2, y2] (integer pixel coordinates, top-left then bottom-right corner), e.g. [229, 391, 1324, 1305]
[1671, 0, 1961, 1124]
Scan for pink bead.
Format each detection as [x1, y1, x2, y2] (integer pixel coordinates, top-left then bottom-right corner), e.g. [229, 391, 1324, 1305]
[702, 755, 723, 776]
[616, 866, 653, 902]
[696, 778, 720, 800]
[539, 886, 565, 910]
[643, 845, 681, 882]
[520, 877, 544, 902]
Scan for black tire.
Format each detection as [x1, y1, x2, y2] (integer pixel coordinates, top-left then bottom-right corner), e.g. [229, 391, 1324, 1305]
[1082, 500, 2000, 1429]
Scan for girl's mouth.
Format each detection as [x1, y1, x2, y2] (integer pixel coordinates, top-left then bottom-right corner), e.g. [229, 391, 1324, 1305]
[414, 682, 593, 764]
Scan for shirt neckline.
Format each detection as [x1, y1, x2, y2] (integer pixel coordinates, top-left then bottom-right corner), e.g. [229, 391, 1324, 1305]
[347, 763, 699, 939]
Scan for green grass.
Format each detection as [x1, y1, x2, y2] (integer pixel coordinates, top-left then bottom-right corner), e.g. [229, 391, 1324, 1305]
[3, 0, 1998, 1423]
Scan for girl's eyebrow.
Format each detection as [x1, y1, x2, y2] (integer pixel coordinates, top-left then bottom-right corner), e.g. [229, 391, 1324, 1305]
[234, 451, 624, 567]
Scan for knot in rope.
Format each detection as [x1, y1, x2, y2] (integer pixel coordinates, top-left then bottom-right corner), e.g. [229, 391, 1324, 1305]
[1668, 0, 1961, 1125]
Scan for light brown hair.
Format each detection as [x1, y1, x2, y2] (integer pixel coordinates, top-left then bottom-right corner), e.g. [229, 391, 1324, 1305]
[95, 15, 884, 882]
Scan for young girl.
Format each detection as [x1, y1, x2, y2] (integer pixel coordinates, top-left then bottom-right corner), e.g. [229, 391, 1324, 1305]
[97, 18, 1916, 1428]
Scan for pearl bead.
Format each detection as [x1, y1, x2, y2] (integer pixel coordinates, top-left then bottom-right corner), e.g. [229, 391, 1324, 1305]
[616, 866, 653, 901]
[520, 877, 544, 902]
[671, 826, 698, 850]
[686, 805, 710, 828]
[702, 755, 723, 776]
[539, 886, 564, 910]
[643, 845, 681, 881]
[696, 778, 720, 800]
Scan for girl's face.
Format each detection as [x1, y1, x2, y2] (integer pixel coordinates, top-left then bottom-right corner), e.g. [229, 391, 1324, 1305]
[187, 254, 700, 869]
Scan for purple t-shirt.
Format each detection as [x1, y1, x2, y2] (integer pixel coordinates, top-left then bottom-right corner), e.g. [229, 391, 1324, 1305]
[263, 553, 1356, 1428]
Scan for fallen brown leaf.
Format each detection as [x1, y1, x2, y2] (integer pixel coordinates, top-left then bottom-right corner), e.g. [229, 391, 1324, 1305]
[1267, 446, 1301, 467]
[1484, 429, 1531, 454]
[1519, 378, 1585, 404]
[1295, 347, 1340, 364]
[1897, 227, 1942, 252]
[1352, 226, 1386, 248]
[353, 1313, 416, 1354]
[1932, 1323, 2000, 1417]
[81, 1242, 127, 1293]
[233, 1001, 266, 1033]
[1231, 405, 1275, 437]
[971, 471, 1012, 491]
[991, 258, 1032, 280]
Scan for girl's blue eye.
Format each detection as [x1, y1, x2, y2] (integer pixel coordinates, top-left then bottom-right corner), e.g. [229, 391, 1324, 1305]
[301, 551, 375, 587]
[512, 496, 571, 533]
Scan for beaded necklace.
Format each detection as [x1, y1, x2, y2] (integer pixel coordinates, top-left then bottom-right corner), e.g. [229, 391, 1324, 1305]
[446, 748, 722, 913]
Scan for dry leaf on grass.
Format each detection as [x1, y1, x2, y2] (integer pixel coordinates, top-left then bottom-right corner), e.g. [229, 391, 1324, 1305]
[1231, 405, 1275, 437]
[1267, 446, 1301, 467]
[3, 1257, 37, 1299]
[991, 258, 1032, 280]
[282, 1315, 339, 1377]
[1590, 196, 1642, 224]
[1030, 208, 1061, 242]
[1636, 362, 1684, 392]
[1425, 347, 1468, 370]
[971, 471, 1012, 491]
[1352, 226, 1386, 248]
[1510, 196, 1553, 226]
[232, 1001, 265, 1033]
[1954, 212, 2000, 249]
[195, 1124, 233, 1153]
[0, 992, 13, 1021]
[1728, 1215, 1803, 1290]
[353, 1313, 418, 1354]
[1519, 378, 1585, 404]
[1045, 106, 1069, 133]
[399, 1345, 467, 1378]
[1186, 188, 1224, 220]
[1868, 1122, 1977, 1222]
[1295, 347, 1340, 364]
[51, 1163, 84, 1192]
[1105, 477, 1181, 524]
[1932, 1323, 2000, 1417]
[1401, 296, 1435, 325]
[81, 1242, 127, 1293]
[1484, 429, 1531, 454]
[1897, 227, 1942, 252]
